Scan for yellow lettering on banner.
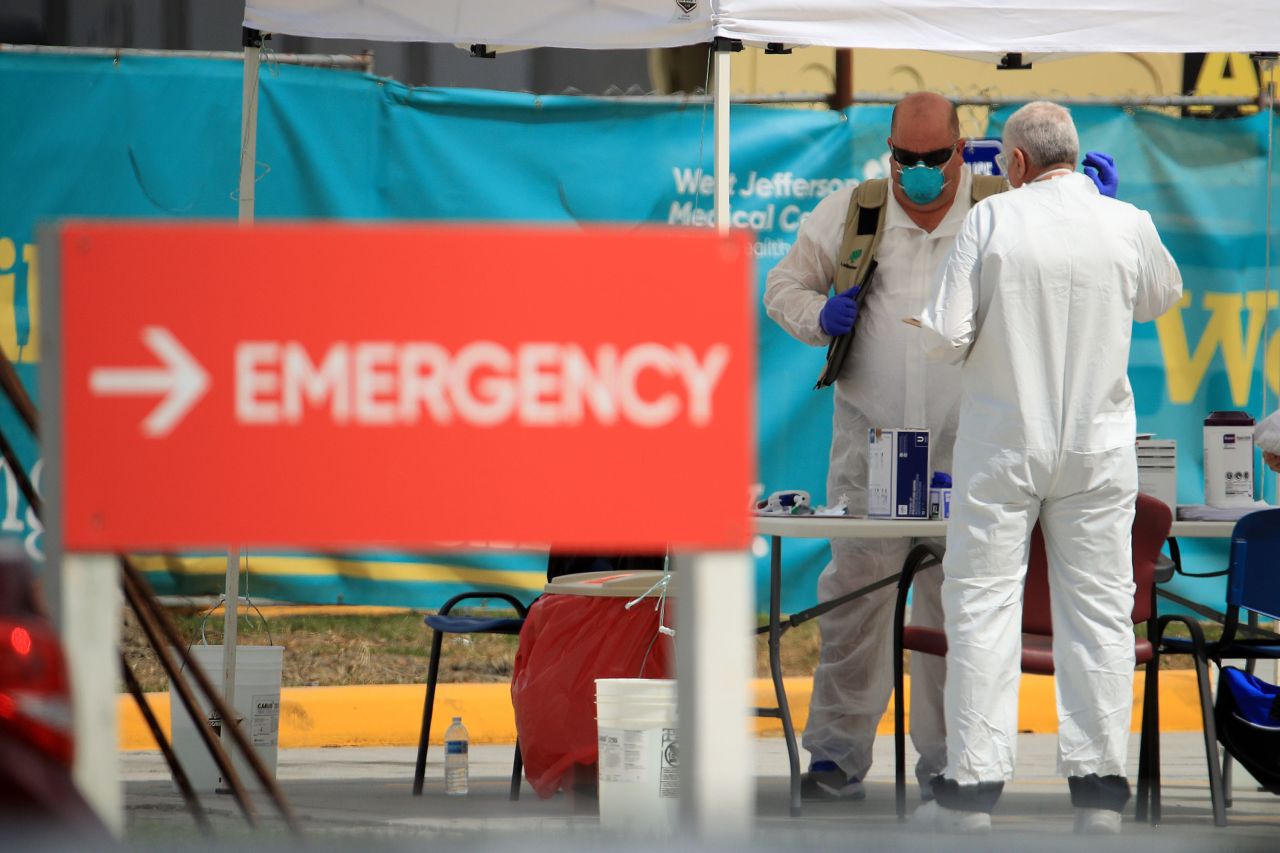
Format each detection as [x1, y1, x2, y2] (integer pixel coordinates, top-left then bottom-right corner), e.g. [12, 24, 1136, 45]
[0, 239, 17, 362]
[1267, 332, 1280, 397]
[0, 239, 39, 362]
[22, 244, 39, 362]
[1157, 290, 1278, 404]
[1187, 53, 1262, 116]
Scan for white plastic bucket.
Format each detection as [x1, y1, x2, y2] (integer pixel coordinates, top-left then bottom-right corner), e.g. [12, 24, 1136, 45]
[169, 645, 283, 792]
[595, 678, 678, 833]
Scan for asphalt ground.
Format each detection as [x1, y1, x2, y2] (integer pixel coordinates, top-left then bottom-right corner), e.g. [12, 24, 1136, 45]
[117, 732, 1279, 852]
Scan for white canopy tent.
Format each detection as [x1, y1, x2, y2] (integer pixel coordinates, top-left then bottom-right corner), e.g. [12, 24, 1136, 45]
[244, 0, 1280, 52]
[233, 1, 1280, 836]
[236, 0, 1280, 241]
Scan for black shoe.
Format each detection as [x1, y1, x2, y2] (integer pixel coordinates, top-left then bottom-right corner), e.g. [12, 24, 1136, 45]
[800, 761, 866, 800]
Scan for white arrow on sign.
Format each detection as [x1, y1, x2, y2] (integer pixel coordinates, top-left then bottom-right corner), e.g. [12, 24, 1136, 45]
[89, 326, 210, 437]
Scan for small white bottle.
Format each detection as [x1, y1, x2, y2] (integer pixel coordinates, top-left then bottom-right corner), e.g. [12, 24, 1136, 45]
[444, 716, 469, 796]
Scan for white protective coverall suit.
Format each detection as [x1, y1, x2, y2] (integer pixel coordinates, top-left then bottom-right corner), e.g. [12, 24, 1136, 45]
[764, 168, 977, 786]
[917, 171, 1182, 798]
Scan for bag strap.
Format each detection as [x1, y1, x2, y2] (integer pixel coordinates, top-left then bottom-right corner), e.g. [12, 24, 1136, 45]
[816, 180, 889, 388]
[832, 178, 889, 294]
[970, 173, 1008, 203]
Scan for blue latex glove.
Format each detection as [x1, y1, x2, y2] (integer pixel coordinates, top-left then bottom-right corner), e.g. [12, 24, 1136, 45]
[1083, 150, 1118, 198]
[819, 286, 860, 336]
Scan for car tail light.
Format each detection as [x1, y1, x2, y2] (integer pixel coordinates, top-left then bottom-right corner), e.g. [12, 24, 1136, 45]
[0, 618, 74, 766]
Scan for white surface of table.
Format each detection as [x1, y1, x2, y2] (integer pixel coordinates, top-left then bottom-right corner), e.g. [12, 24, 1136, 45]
[753, 515, 1237, 540]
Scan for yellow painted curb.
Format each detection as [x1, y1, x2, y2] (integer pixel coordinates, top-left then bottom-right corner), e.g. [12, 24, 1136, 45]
[120, 671, 1207, 752]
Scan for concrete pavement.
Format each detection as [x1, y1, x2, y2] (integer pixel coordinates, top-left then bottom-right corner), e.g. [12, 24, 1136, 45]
[120, 732, 1279, 850]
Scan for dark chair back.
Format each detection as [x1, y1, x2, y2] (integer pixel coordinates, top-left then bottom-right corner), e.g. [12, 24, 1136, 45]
[1022, 527, 1053, 636]
[1227, 508, 1280, 621]
[1131, 493, 1173, 623]
[1020, 493, 1171, 636]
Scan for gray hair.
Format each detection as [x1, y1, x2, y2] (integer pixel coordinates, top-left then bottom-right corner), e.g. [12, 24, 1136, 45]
[1002, 101, 1079, 171]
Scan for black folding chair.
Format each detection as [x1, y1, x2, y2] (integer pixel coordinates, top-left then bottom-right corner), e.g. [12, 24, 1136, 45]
[411, 592, 527, 799]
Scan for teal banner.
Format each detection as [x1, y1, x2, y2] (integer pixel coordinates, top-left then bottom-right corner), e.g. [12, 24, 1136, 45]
[2, 53, 1275, 611]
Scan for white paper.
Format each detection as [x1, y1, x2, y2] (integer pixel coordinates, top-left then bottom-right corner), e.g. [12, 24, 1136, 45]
[1176, 501, 1273, 522]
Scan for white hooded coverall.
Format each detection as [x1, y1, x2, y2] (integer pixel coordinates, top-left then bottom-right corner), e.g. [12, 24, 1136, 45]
[918, 171, 1182, 786]
[764, 168, 978, 784]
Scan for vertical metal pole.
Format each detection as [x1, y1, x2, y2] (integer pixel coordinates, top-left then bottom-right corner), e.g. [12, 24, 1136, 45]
[65, 555, 122, 835]
[682, 43, 751, 835]
[39, 228, 121, 832]
[37, 225, 63, 628]
[831, 49, 853, 111]
[682, 44, 752, 835]
[225, 26, 262, 769]
[714, 46, 731, 235]
[220, 549, 240, 771]
[676, 550, 755, 839]
[239, 28, 263, 226]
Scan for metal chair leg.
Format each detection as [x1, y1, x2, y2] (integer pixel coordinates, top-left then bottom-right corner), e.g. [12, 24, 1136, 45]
[766, 536, 802, 818]
[891, 549, 930, 821]
[893, 647, 907, 821]
[1136, 652, 1158, 823]
[1149, 654, 1163, 824]
[509, 739, 523, 801]
[413, 629, 446, 795]
[1192, 656, 1227, 826]
[1222, 748, 1234, 809]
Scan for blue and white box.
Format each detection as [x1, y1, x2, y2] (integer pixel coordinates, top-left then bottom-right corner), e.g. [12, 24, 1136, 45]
[963, 137, 1004, 176]
[868, 428, 930, 519]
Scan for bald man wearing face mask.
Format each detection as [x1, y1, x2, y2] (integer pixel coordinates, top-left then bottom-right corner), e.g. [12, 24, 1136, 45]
[764, 92, 1118, 802]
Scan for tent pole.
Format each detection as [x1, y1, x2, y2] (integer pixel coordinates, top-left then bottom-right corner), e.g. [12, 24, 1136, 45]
[223, 26, 264, 767]
[238, 28, 263, 226]
[677, 37, 754, 843]
[713, 43, 732, 234]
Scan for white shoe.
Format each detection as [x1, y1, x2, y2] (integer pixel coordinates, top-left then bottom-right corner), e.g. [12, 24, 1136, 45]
[910, 799, 992, 834]
[1073, 807, 1122, 835]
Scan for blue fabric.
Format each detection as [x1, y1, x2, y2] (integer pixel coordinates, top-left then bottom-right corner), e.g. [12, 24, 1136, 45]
[424, 614, 525, 635]
[1221, 666, 1280, 728]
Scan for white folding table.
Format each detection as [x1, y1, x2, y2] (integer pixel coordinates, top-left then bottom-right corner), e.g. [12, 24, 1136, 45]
[752, 514, 1238, 816]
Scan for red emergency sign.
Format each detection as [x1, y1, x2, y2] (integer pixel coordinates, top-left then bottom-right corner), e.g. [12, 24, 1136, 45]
[55, 223, 755, 551]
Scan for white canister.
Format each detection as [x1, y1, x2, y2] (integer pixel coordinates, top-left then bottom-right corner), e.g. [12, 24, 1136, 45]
[1203, 411, 1255, 507]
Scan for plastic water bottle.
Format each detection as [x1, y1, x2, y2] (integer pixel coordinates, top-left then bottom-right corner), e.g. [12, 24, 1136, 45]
[444, 716, 469, 795]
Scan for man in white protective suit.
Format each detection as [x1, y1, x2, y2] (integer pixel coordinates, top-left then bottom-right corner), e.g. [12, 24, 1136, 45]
[763, 92, 1119, 801]
[913, 101, 1182, 835]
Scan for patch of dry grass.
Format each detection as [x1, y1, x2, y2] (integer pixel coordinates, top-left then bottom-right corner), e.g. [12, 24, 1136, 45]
[121, 607, 522, 693]
[121, 606, 1199, 694]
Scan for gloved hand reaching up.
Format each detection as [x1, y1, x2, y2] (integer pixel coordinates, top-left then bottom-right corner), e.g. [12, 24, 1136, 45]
[1083, 151, 1118, 198]
[819, 286, 861, 336]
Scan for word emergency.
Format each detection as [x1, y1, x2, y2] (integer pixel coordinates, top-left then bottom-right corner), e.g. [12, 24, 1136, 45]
[235, 340, 731, 429]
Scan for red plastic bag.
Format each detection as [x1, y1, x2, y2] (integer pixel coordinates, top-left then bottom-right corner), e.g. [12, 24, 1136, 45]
[511, 592, 674, 798]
